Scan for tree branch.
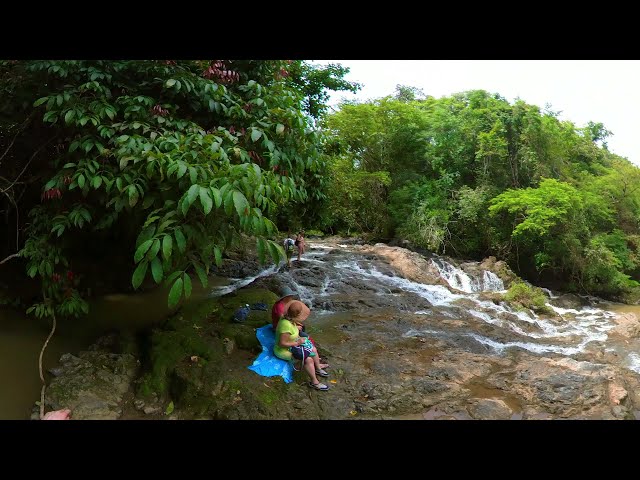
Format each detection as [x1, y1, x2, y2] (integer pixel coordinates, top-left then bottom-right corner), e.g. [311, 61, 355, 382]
[1, 134, 56, 194]
[0, 252, 19, 265]
[1, 189, 19, 250]
[0, 131, 19, 168]
[0, 112, 37, 169]
[38, 296, 57, 420]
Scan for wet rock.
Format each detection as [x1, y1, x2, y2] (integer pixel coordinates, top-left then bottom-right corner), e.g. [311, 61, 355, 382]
[41, 336, 138, 420]
[413, 379, 449, 394]
[468, 399, 513, 420]
[608, 383, 628, 405]
[48, 367, 64, 377]
[552, 294, 590, 310]
[612, 313, 640, 338]
[611, 405, 629, 419]
[143, 406, 161, 415]
[222, 337, 235, 355]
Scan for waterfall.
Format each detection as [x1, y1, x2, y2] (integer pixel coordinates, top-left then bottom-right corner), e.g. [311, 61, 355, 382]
[432, 259, 503, 292]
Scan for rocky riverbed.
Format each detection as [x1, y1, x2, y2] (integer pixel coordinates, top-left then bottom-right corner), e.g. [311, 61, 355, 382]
[35, 237, 640, 420]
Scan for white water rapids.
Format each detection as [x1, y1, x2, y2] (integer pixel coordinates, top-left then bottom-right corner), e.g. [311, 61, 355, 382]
[209, 240, 640, 377]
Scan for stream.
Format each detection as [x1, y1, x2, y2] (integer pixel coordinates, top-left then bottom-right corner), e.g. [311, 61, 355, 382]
[3, 237, 640, 419]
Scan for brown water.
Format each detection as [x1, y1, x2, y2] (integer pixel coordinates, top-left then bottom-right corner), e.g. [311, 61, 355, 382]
[0, 278, 226, 420]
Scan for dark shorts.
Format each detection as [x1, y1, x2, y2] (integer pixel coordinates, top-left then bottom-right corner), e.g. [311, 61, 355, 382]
[290, 344, 315, 360]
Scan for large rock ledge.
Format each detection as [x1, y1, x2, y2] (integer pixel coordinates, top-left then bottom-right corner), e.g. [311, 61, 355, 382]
[32, 337, 139, 420]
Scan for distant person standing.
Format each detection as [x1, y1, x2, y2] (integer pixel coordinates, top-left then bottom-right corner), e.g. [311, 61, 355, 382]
[283, 234, 296, 268]
[295, 230, 306, 262]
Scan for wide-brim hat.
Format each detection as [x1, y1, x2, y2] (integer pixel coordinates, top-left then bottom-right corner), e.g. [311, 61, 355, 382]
[286, 300, 310, 323]
[277, 286, 300, 303]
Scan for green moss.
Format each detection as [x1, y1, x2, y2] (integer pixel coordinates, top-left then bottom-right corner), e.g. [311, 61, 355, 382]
[139, 324, 215, 398]
[504, 281, 553, 315]
[257, 388, 281, 406]
[137, 287, 279, 401]
[222, 323, 261, 352]
[216, 288, 278, 325]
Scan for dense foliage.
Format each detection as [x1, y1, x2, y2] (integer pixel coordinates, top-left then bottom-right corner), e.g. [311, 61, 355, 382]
[0, 60, 358, 316]
[320, 87, 640, 299]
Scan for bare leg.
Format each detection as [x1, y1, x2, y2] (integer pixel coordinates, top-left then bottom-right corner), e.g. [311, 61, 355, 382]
[312, 347, 329, 369]
[304, 356, 320, 384]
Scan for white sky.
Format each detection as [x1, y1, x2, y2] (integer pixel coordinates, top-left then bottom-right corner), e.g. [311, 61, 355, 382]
[312, 60, 640, 166]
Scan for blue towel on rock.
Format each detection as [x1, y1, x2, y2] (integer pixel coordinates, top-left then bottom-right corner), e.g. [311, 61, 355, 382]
[248, 325, 294, 384]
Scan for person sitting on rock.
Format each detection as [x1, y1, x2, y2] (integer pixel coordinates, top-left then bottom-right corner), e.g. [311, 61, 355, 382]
[271, 287, 299, 331]
[273, 300, 329, 391]
[272, 287, 328, 369]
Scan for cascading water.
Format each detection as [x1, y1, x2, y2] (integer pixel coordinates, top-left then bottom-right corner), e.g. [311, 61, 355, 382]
[431, 259, 504, 292]
[232, 239, 638, 378]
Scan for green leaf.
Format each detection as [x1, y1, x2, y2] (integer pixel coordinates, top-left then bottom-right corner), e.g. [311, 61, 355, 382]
[256, 237, 266, 264]
[166, 79, 177, 87]
[165, 401, 175, 415]
[136, 224, 156, 248]
[168, 277, 183, 308]
[210, 187, 222, 208]
[151, 257, 163, 284]
[194, 262, 208, 288]
[162, 235, 173, 261]
[183, 272, 192, 299]
[132, 261, 148, 289]
[92, 176, 103, 189]
[199, 188, 213, 214]
[189, 166, 197, 184]
[267, 240, 282, 264]
[64, 110, 75, 125]
[223, 189, 234, 216]
[187, 184, 199, 206]
[233, 190, 249, 218]
[33, 97, 49, 107]
[77, 175, 85, 189]
[181, 198, 190, 217]
[175, 229, 186, 253]
[164, 270, 182, 287]
[129, 185, 139, 207]
[147, 238, 161, 261]
[214, 246, 222, 267]
[251, 128, 262, 142]
[276, 123, 285, 135]
[142, 195, 155, 209]
[134, 239, 153, 263]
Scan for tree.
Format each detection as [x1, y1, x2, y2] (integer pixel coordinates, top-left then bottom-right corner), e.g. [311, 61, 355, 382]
[0, 60, 329, 316]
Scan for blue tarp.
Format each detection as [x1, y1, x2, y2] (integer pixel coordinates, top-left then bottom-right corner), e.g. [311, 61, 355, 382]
[248, 324, 294, 383]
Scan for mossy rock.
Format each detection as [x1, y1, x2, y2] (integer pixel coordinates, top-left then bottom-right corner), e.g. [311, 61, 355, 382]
[169, 361, 219, 415]
[221, 323, 261, 352]
[504, 281, 552, 314]
[139, 325, 217, 398]
[493, 261, 519, 289]
[216, 288, 278, 324]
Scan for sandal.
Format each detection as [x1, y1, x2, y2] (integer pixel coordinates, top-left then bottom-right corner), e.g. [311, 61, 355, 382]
[316, 368, 329, 377]
[308, 382, 329, 391]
